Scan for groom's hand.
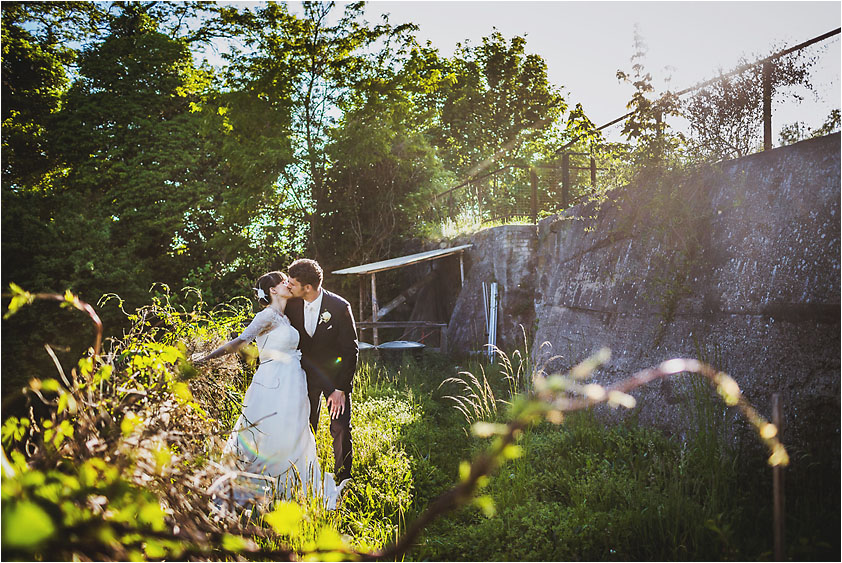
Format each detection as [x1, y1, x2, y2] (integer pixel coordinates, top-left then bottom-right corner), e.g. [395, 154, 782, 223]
[326, 390, 346, 419]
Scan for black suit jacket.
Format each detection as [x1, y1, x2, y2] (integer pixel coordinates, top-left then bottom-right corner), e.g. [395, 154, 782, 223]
[287, 289, 359, 394]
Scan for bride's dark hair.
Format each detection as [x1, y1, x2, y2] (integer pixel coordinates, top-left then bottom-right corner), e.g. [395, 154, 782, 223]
[254, 271, 287, 307]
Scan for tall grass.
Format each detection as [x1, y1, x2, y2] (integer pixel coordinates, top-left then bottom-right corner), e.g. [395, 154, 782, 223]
[411, 346, 788, 561]
[437, 336, 535, 428]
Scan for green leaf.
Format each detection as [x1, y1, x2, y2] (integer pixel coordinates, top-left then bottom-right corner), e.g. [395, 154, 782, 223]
[57, 392, 78, 415]
[154, 445, 172, 473]
[40, 379, 60, 393]
[138, 502, 165, 531]
[459, 460, 471, 482]
[221, 534, 247, 552]
[121, 413, 142, 437]
[2, 500, 56, 549]
[144, 539, 167, 559]
[315, 526, 347, 551]
[474, 495, 496, 518]
[77, 357, 94, 377]
[159, 346, 181, 364]
[264, 501, 302, 535]
[1, 417, 30, 446]
[4, 283, 33, 319]
[93, 365, 113, 384]
[171, 382, 193, 403]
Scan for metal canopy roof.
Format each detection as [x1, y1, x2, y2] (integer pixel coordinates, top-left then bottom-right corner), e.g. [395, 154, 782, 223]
[332, 244, 473, 275]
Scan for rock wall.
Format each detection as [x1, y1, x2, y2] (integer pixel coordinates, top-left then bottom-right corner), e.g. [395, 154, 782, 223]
[447, 133, 840, 453]
[445, 225, 538, 355]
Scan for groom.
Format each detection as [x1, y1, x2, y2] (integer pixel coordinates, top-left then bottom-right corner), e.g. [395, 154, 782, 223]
[285, 258, 358, 484]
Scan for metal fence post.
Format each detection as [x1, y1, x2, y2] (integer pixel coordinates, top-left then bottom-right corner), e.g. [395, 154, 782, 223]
[530, 168, 538, 224]
[359, 276, 365, 341]
[763, 61, 773, 151]
[772, 393, 785, 560]
[370, 273, 379, 346]
[562, 153, 570, 208]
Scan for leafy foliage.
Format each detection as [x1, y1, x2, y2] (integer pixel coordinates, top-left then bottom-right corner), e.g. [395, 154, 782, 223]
[682, 46, 818, 160]
[779, 108, 841, 146]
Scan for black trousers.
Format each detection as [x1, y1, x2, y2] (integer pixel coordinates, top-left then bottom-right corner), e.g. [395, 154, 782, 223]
[308, 387, 353, 482]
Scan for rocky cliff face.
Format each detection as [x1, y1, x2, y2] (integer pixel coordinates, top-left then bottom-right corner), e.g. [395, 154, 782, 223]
[447, 133, 840, 454]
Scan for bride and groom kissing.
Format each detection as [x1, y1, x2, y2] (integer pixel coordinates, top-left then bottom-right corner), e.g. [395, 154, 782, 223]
[194, 258, 358, 510]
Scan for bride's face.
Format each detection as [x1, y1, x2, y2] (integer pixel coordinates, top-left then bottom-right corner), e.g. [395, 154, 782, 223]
[271, 280, 292, 300]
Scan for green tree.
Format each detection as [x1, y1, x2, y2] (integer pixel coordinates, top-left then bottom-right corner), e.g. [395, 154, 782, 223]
[1, 2, 112, 398]
[46, 6, 214, 302]
[218, 1, 406, 264]
[317, 37, 449, 270]
[434, 32, 565, 172]
[615, 27, 683, 168]
[426, 32, 568, 222]
[2, 1, 325, 397]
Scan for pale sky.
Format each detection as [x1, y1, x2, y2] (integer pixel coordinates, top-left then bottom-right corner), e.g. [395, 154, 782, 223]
[363, 1, 841, 139]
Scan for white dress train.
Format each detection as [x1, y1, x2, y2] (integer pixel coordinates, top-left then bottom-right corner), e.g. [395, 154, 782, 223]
[210, 307, 344, 510]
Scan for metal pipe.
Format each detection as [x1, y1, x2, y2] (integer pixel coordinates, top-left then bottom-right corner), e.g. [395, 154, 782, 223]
[763, 61, 773, 151]
[359, 276, 365, 341]
[530, 168, 539, 225]
[488, 282, 498, 363]
[773, 393, 785, 560]
[371, 273, 379, 346]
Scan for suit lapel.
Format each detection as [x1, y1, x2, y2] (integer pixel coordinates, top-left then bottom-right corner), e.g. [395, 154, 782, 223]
[311, 292, 329, 340]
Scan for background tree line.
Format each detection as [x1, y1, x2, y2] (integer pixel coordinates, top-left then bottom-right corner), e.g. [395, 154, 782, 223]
[1, 1, 588, 391]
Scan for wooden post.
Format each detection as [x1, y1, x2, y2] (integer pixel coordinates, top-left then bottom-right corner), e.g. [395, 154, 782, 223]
[440, 326, 448, 355]
[530, 168, 538, 225]
[590, 156, 597, 187]
[358, 276, 365, 342]
[561, 153, 570, 208]
[763, 61, 773, 151]
[370, 273, 379, 346]
[772, 393, 785, 560]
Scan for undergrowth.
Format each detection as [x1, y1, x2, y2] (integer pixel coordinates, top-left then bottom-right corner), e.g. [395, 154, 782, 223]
[2, 287, 834, 561]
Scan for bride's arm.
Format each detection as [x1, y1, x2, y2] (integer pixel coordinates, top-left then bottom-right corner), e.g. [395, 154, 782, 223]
[193, 308, 269, 365]
[192, 338, 249, 364]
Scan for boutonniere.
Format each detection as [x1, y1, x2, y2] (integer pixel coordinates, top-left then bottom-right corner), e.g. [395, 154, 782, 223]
[319, 311, 331, 325]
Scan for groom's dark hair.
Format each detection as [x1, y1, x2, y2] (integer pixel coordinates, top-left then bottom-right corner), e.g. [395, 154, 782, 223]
[288, 259, 323, 289]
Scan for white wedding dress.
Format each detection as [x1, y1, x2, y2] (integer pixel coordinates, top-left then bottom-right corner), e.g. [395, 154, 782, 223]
[210, 307, 343, 510]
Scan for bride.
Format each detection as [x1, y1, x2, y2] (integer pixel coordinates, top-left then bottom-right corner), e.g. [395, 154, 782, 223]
[193, 271, 345, 510]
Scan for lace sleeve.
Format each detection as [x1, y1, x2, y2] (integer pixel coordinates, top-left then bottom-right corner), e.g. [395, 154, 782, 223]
[237, 308, 275, 343]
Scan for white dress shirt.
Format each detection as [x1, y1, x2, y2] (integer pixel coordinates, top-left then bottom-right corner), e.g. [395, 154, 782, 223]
[303, 289, 324, 337]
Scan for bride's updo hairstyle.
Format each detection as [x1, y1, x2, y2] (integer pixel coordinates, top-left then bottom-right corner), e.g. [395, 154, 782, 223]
[254, 271, 286, 307]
